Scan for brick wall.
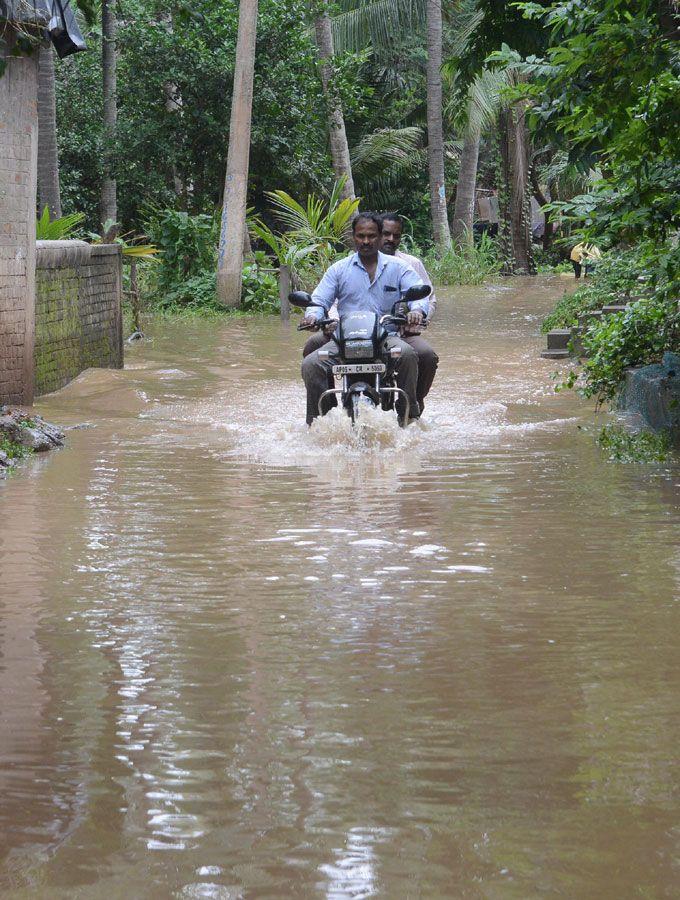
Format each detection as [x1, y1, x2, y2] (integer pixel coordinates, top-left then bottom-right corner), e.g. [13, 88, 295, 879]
[34, 241, 123, 396]
[0, 28, 39, 404]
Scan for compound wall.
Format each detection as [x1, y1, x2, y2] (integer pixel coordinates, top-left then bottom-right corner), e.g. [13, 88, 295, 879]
[34, 241, 123, 396]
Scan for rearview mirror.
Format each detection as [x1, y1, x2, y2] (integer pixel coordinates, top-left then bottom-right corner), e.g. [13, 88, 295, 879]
[402, 284, 431, 302]
[288, 291, 318, 309]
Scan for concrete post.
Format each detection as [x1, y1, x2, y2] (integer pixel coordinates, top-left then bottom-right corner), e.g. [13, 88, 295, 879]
[0, 26, 39, 405]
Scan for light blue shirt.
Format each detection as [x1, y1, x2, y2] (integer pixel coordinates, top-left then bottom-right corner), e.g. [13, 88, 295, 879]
[308, 251, 429, 325]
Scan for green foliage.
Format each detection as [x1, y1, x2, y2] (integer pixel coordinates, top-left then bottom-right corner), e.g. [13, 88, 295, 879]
[541, 247, 652, 332]
[143, 208, 278, 314]
[424, 233, 501, 285]
[541, 289, 597, 333]
[250, 180, 358, 287]
[56, 0, 332, 231]
[146, 209, 217, 291]
[579, 296, 680, 405]
[36, 207, 85, 240]
[504, 1, 680, 254]
[241, 254, 280, 313]
[0, 437, 33, 462]
[597, 425, 672, 463]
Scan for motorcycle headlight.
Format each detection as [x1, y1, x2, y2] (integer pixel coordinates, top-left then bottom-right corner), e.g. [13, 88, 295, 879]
[344, 340, 374, 359]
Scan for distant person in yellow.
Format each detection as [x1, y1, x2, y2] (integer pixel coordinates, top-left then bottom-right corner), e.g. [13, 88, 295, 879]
[570, 242, 601, 278]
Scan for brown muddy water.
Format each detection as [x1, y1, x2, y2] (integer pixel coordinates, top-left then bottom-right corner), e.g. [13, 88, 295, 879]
[1, 277, 679, 898]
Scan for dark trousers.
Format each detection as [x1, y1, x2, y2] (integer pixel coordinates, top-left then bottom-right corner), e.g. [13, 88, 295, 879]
[302, 330, 439, 410]
[301, 335, 420, 426]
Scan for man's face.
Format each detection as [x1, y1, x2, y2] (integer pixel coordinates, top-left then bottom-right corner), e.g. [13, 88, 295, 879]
[381, 219, 403, 255]
[353, 219, 381, 258]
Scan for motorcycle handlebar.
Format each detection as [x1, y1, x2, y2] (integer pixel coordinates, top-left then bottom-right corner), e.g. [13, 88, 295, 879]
[297, 317, 335, 332]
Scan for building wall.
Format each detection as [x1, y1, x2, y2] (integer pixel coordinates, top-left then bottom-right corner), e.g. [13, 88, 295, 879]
[0, 28, 39, 404]
[34, 241, 123, 396]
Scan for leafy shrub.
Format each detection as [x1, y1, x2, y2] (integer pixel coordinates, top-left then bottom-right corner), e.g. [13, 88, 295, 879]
[424, 233, 501, 285]
[541, 285, 602, 333]
[146, 209, 218, 292]
[0, 437, 33, 461]
[597, 425, 672, 463]
[541, 245, 654, 332]
[242, 253, 279, 313]
[579, 296, 680, 404]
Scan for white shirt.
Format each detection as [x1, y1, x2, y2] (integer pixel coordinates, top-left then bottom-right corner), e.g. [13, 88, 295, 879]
[395, 250, 437, 319]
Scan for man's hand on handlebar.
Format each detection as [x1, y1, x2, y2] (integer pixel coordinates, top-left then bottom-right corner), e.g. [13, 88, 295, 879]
[300, 315, 321, 330]
[406, 310, 424, 327]
[323, 320, 338, 336]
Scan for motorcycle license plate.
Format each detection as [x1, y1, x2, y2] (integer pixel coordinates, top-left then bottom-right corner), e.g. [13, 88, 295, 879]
[332, 363, 386, 375]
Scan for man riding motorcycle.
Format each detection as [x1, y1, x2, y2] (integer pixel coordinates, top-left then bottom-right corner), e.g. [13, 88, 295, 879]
[303, 213, 439, 412]
[300, 212, 429, 426]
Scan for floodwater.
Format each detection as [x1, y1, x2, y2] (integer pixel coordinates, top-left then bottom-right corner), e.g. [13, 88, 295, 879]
[1, 277, 679, 898]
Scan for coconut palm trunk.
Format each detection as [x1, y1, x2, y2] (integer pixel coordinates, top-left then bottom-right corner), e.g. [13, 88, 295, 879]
[498, 103, 533, 274]
[426, 0, 451, 251]
[314, 3, 355, 201]
[451, 127, 480, 245]
[37, 45, 62, 219]
[100, 0, 117, 238]
[217, 0, 258, 307]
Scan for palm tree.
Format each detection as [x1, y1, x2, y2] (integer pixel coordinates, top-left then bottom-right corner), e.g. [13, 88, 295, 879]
[100, 0, 117, 238]
[37, 0, 95, 221]
[217, 0, 259, 307]
[313, 1, 356, 201]
[425, 0, 451, 250]
[449, 68, 508, 244]
[330, 0, 452, 248]
[37, 46, 62, 219]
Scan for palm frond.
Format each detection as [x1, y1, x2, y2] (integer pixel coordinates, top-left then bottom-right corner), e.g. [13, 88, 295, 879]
[465, 68, 511, 136]
[36, 207, 85, 240]
[446, 5, 484, 62]
[350, 126, 423, 177]
[331, 0, 426, 53]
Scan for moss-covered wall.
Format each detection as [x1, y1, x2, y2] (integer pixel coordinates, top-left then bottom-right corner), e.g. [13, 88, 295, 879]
[34, 241, 123, 396]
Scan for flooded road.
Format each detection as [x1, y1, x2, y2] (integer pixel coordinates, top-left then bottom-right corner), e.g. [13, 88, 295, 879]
[1, 277, 679, 898]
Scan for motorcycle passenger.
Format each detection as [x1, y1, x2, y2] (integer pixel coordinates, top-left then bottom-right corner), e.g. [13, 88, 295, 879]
[300, 212, 429, 426]
[380, 214, 439, 412]
[303, 213, 439, 412]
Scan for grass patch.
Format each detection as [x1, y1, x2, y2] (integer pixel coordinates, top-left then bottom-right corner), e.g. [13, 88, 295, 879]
[597, 424, 672, 462]
[424, 234, 501, 285]
[0, 437, 33, 461]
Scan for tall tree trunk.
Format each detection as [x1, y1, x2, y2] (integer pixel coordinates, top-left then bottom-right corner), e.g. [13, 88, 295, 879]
[530, 167, 553, 252]
[217, 0, 258, 307]
[426, 0, 451, 251]
[37, 44, 62, 220]
[498, 104, 533, 274]
[314, 4, 355, 201]
[100, 0, 117, 238]
[451, 127, 480, 246]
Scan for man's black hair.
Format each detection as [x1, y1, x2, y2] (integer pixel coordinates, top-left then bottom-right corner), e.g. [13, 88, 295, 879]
[381, 212, 404, 228]
[351, 211, 383, 233]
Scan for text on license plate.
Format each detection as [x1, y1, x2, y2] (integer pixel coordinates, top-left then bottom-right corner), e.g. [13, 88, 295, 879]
[332, 363, 386, 375]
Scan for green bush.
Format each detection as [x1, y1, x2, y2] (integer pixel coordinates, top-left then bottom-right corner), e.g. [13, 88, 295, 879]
[541, 246, 654, 332]
[541, 285, 602, 333]
[144, 209, 279, 314]
[424, 233, 501, 285]
[146, 209, 218, 292]
[579, 296, 680, 404]
[597, 425, 672, 463]
[0, 437, 33, 461]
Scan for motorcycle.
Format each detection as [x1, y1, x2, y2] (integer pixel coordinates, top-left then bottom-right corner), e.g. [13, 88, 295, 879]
[289, 284, 431, 426]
